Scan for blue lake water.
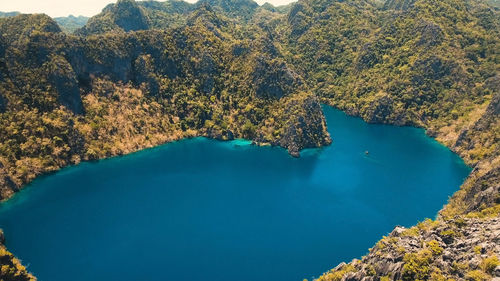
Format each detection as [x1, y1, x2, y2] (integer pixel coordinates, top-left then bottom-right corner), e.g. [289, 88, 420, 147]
[0, 107, 470, 281]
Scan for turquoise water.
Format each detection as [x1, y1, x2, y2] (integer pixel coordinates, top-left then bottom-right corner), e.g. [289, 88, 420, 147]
[0, 107, 470, 281]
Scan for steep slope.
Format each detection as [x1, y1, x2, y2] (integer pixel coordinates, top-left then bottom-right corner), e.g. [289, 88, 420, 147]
[0, 10, 330, 200]
[282, 0, 500, 280]
[75, 0, 152, 35]
[319, 216, 500, 281]
[0, 0, 498, 280]
[285, 0, 499, 129]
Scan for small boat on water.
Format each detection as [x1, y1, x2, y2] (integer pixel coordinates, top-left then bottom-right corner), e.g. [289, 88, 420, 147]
[365, 150, 369, 155]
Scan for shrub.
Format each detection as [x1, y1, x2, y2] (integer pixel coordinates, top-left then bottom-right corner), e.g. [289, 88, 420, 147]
[473, 245, 482, 255]
[465, 270, 489, 281]
[402, 249, 433, 281]
[480, 255, 499, 274]
[365, 265, 376, 276]
[427, 240, 444, 256]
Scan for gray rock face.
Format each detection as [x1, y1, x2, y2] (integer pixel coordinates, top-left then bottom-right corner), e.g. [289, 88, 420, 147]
[454, 91, 500, 165]
[461, 167, 500, 213]
[494, 265, 500, 277]
[48, 56, 84, 114]
[319, 217, 500, 280]
[112, 0, 150, 32]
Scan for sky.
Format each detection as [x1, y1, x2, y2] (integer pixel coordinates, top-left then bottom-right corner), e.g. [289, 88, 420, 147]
[0, 0, 297, 18]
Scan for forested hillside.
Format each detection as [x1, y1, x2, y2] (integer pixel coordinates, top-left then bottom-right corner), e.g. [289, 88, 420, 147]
[0, 5, 330, 199]
[284, 0, 498, 134]
[75, 0, 281, 35]
[0, 0, 498, 280]
[281, 0, 499, 280]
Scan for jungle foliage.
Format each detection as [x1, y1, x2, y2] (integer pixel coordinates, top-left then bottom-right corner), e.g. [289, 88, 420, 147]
[0, 0, 499, 280]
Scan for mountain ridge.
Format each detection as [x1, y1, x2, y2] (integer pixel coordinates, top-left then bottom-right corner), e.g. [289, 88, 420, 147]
[0, 0, 498, 280]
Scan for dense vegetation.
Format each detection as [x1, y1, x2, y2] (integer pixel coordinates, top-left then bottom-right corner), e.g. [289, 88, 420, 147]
[280, 0, 499, 206]
[0, 4, 330, 199]
[0, 0, 499, 280]
[75, 0, 288, 36]
[284, 0, 498, 135]
[280, 0, 499, 280]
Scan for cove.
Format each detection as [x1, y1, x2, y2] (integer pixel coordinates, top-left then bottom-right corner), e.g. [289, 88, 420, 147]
[0, 106, 470, 281]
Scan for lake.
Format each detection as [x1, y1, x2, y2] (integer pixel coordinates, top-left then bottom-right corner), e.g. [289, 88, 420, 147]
[0, 106, 471, 281]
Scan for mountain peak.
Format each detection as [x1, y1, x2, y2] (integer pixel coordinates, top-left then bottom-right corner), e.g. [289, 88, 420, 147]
[110, 0, 149, 32]
[0, 14, 62, 44]
[75, 0, 149, 35]
[187, 2, 227, 28]
[197, 0, 259, 19]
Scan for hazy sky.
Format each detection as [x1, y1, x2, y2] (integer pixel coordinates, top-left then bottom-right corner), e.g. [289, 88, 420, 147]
[0, 0, 296, 17]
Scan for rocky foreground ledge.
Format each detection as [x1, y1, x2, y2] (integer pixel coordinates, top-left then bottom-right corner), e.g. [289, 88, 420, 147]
[319, 216, 500, 281]
[313, 91, 500, 281]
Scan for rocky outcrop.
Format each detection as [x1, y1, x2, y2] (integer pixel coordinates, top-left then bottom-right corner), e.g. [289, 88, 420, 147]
[0, 15, 87, 114]
[111, 0, 149, 32]
[0, 9, 333, 203]
[319, 217, 500, 281]
[47, 55, 84, 114]
[460, 167, 500, 213]
[74, 0, 269, 36]
[270, 93, 332, 157]
[453, 90, 500, 164]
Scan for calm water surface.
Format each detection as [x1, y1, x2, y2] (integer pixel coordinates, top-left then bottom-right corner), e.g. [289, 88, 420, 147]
[0, 107, 470, 281]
